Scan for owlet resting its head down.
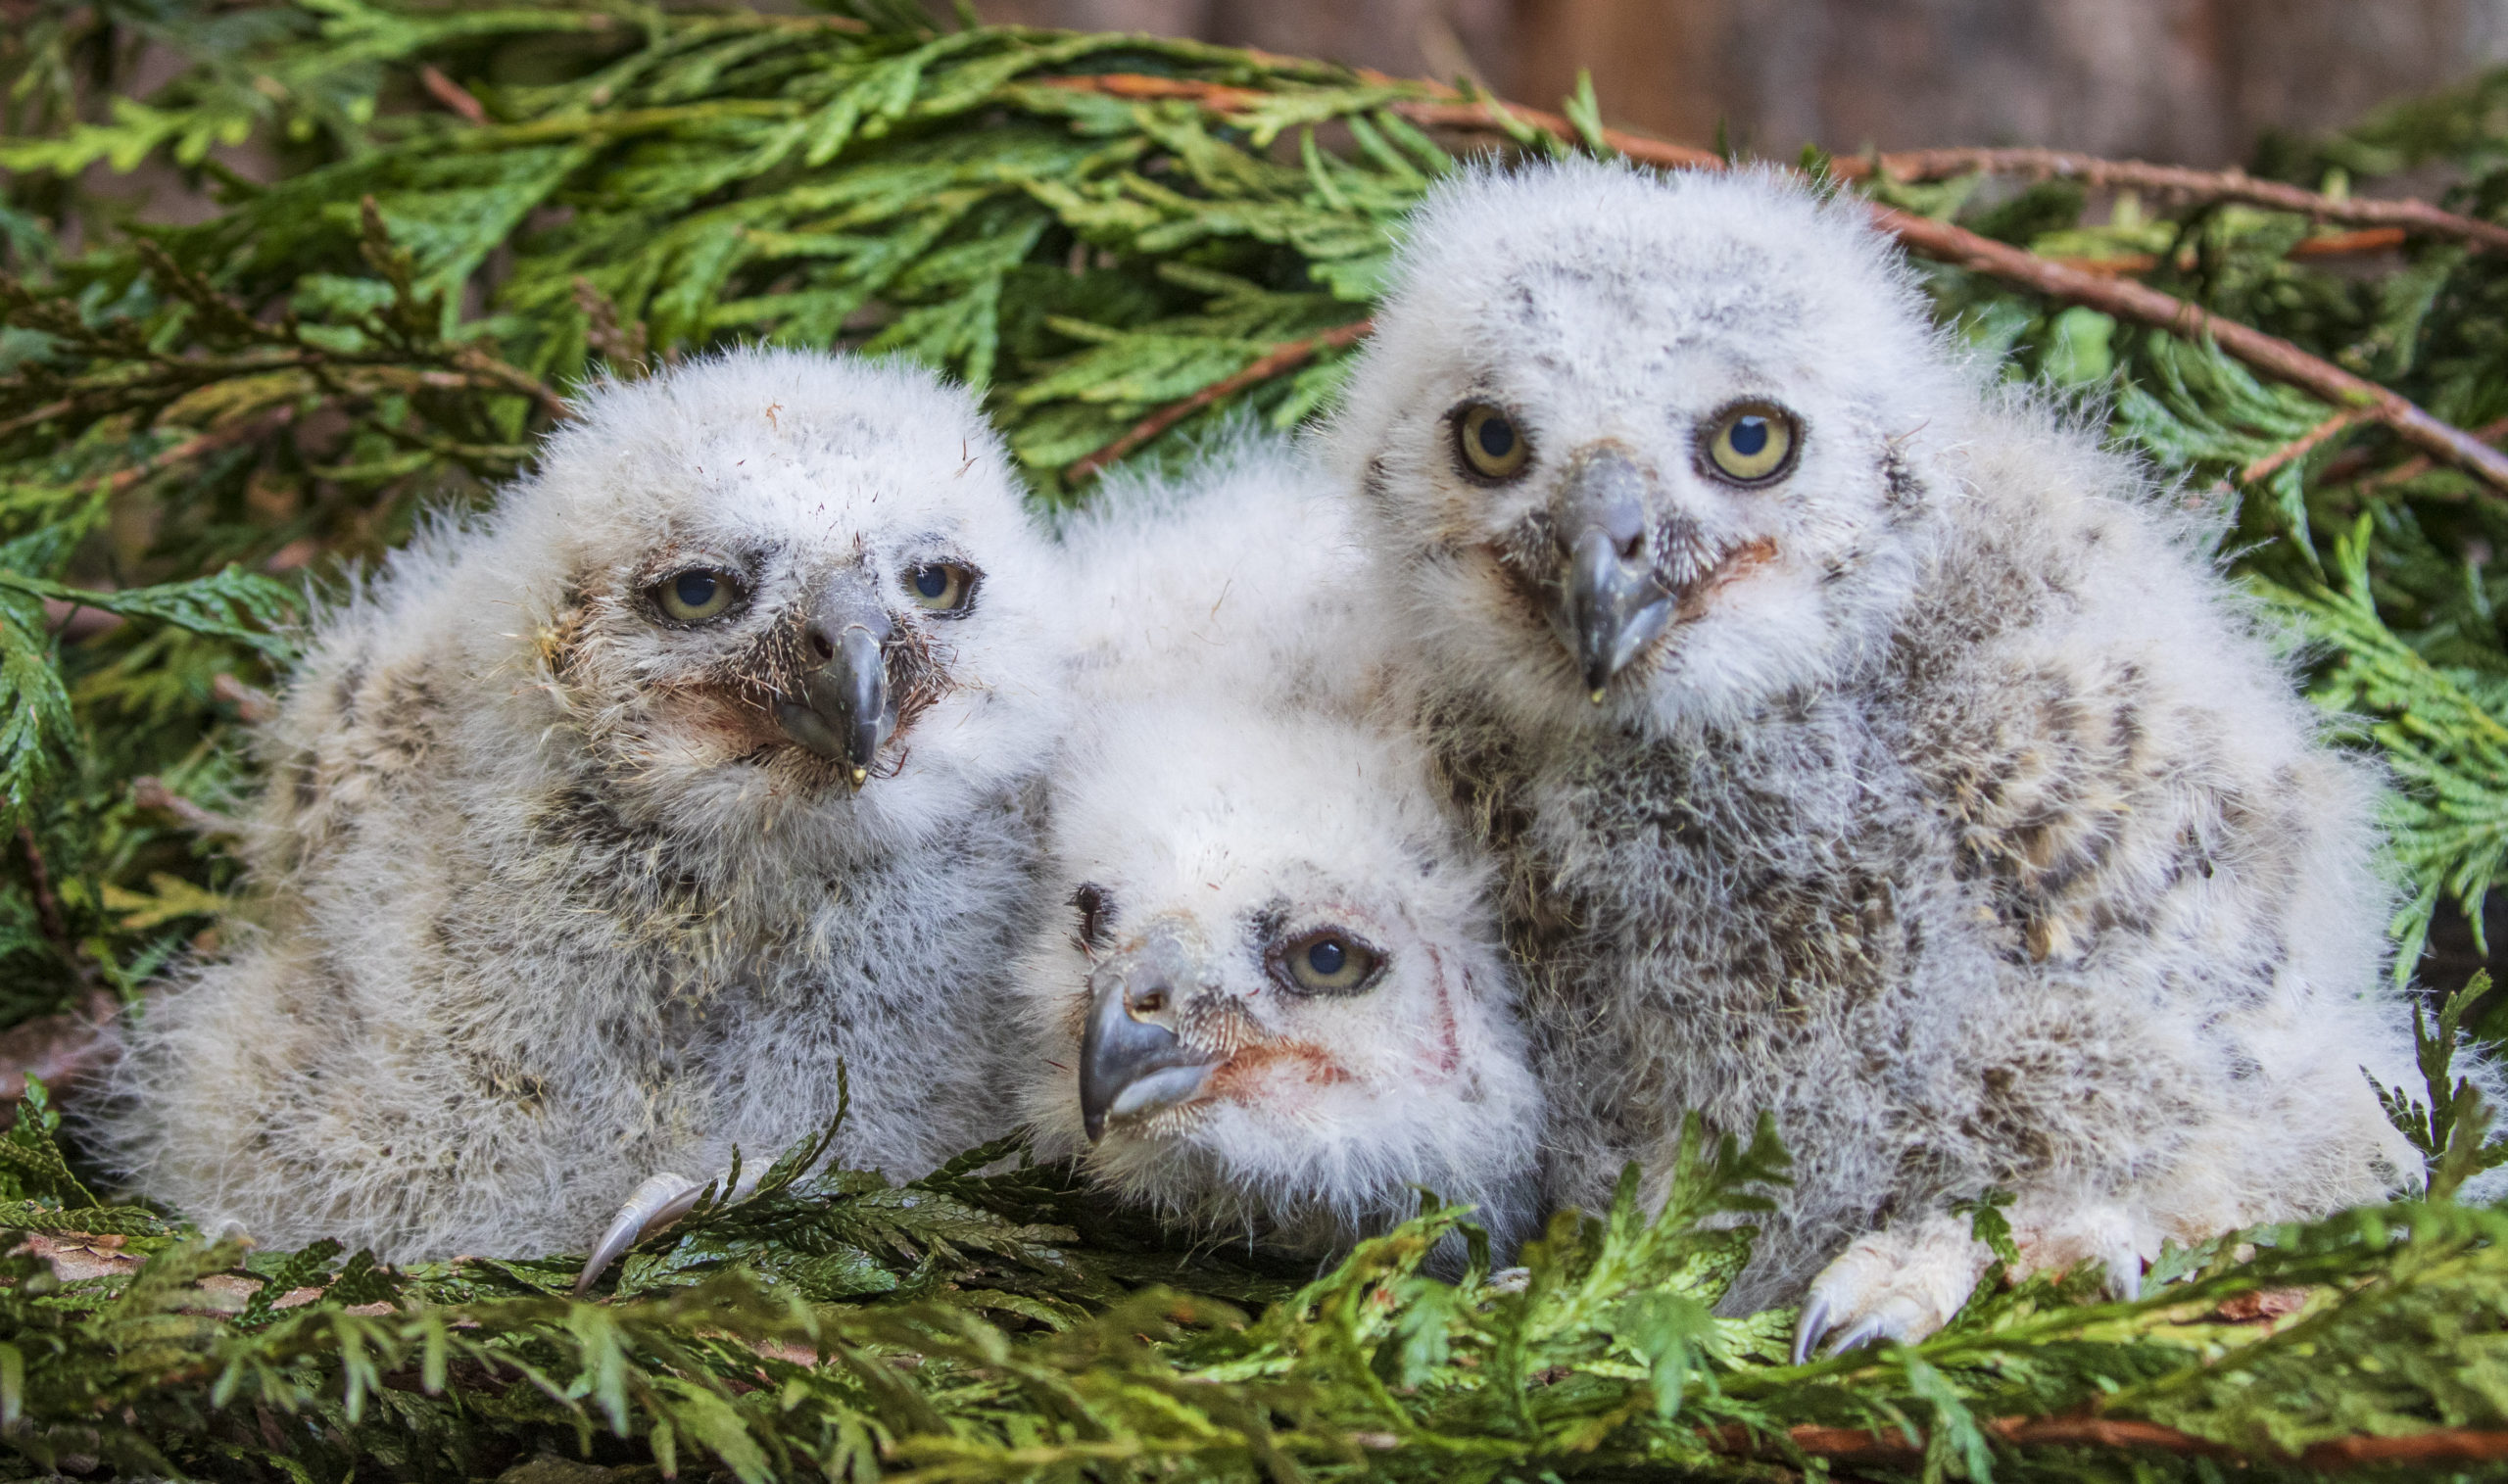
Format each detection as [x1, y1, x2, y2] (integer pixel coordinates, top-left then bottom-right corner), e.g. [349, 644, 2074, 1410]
[1331, 160, 2460, 1352]
[1018, 439, 1545, 1262]
[97, 349, 1063, 1263]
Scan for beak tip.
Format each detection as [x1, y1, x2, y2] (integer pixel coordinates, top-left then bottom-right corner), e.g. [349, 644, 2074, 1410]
[847, 766, 867, 789]
[1588, 688, 1607, 704]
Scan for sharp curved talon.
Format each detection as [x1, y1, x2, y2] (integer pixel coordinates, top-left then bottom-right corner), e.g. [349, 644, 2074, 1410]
[1823, 1316, 1889, 1358]
[574, 1172, 703, 1297]
[1790, 1296, 1832, 1364]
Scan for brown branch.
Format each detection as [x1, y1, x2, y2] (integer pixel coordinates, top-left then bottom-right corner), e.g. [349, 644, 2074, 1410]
[106, 403, 297, 496]
[1066, 318, 1373, 482]
[2242, 408, 2370, 486]
[2291, 227, 2410, 258]
[1872, 205, 2508, 494]
[2351, 412, 2508, 494]
[1040, 70, 2508, 495]
[0, 987, 121, 1127]
[417, 65, 487, 125]
[1030, 72, 1723, 171]
[447, 345, 574, 425]
[1712, 1414, 2508, 1472]
[1837, 148, 2508, 254]
[1032, 72, 1268, 112]
[211, 672, 277, 724]
[41, 597, 123, 643]
[17, 825, 71, 961]
[130, 777, 242, 839]
[1386, 99, 1723, 170]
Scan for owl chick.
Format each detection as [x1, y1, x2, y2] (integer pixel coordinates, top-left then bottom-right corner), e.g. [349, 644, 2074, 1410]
[1329, 160, 2436, 1352]
[96, 349, 1064, 1263]
[1016, 442, 1545, 1260]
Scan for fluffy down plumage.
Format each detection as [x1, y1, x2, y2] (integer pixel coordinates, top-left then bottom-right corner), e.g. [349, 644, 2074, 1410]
[95, 349, 1064, 1261]
[1328, 159, 2448, 1341]
[1016, 439, 1545, 1261]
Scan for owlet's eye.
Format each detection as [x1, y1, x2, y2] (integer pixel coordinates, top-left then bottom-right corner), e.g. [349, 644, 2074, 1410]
[1275, 928, 1383, 995]
[652, 568, 740, 623]
[906, 561, 978, 615]
[1702, 403, 1799, 485]
[1453, 402, 1531, 483]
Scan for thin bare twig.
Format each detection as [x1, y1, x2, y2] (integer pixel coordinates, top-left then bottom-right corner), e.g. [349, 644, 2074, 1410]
[1030, 72, 1725, 171]
[417, 65, 487, 125]
[2243, 408, 2371, 486]
[108, 403, 297, 496]
[1038, 69, 2508, 495]
[211, 672, 277, 724]
[130, 777, 242, 838]
[0, 986, 121, 1127]
[42, 597, 122, 643]
[1066, 318, 1373, 481]
[2352, 412, 2508, 494]
[1712, 1413, 2508, 1471]
[448, 344, 574, 424]
[17, 825, 70, 961]
[1388, 98, 1724, 169]
[1837, 148, 2508, 254]
[1873, 205, 2508, 493]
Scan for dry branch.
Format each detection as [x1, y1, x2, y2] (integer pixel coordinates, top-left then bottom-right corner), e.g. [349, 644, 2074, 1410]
[1836, 148, 2508, 253]
[1874, 205, 2508, 492]
[1712, 1414, 2508, 1472]
[1066, 318, 1373, 481]
[1049, 70, 2508, 495]
[1389, 98, 1724, 169]
[2242, 408, 2370, 486]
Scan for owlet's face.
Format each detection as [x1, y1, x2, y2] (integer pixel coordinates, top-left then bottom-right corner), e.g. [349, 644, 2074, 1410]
[524, 354, 1062, 845]
[1337, 164, 1953, 736]
[1019, 704, 1541, 1240]
[593, 522, 983, 790]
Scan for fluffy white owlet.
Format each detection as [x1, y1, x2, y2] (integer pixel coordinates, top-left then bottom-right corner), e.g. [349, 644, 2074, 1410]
[1016, 440, 1546, 1261]
[1329, 159, 2443, 1353]
[95, 349, 1065, 1264]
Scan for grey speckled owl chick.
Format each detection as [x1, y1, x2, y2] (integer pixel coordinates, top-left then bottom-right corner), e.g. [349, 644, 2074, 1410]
[96, 349, 1064, 1262]
[1330, 160, 2436, 1353]
[1015, 440, 1545, 1262]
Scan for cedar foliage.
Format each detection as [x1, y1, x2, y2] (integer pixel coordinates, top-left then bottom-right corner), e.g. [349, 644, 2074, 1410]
[3, 3, 2508, 1479]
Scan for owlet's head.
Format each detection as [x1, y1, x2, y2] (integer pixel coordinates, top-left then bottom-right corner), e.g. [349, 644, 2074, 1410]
[1017, 695, 1543, 1259]
[503, 348, 1061, 847]
[1329, 159, 1964, 736]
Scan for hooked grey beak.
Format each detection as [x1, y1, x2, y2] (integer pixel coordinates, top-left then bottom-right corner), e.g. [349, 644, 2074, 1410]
[774, 583, 898, 788]
[1078, 935, 1221, 1143]
[1555, 445, 1673, 702]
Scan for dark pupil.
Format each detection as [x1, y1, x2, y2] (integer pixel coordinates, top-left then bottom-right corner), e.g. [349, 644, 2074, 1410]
[1475, 415, 1516, 458]
[1306, 939, 1346, 976]
[1728, 416, 1769, 457]
[674, 572, 717, 608]
[915, 565, 948, 598]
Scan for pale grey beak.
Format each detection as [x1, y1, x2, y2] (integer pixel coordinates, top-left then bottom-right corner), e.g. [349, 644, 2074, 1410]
[1554, 445, 1672, 701]
[774, 580, 897, 787]
[1078, 932, 1221, 1143]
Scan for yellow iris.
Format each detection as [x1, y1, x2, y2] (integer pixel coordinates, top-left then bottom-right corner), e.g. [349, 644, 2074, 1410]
[1703, 403, 1798, 485]
[1278, 929, 1382, 995]
[1454, 402, 1531, 482]
[655, 568, 738, 623]
[907, 561, 975, 612]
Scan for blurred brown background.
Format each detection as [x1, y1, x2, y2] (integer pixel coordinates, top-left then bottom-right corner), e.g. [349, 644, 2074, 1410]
[974, 0, 2508, 166]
